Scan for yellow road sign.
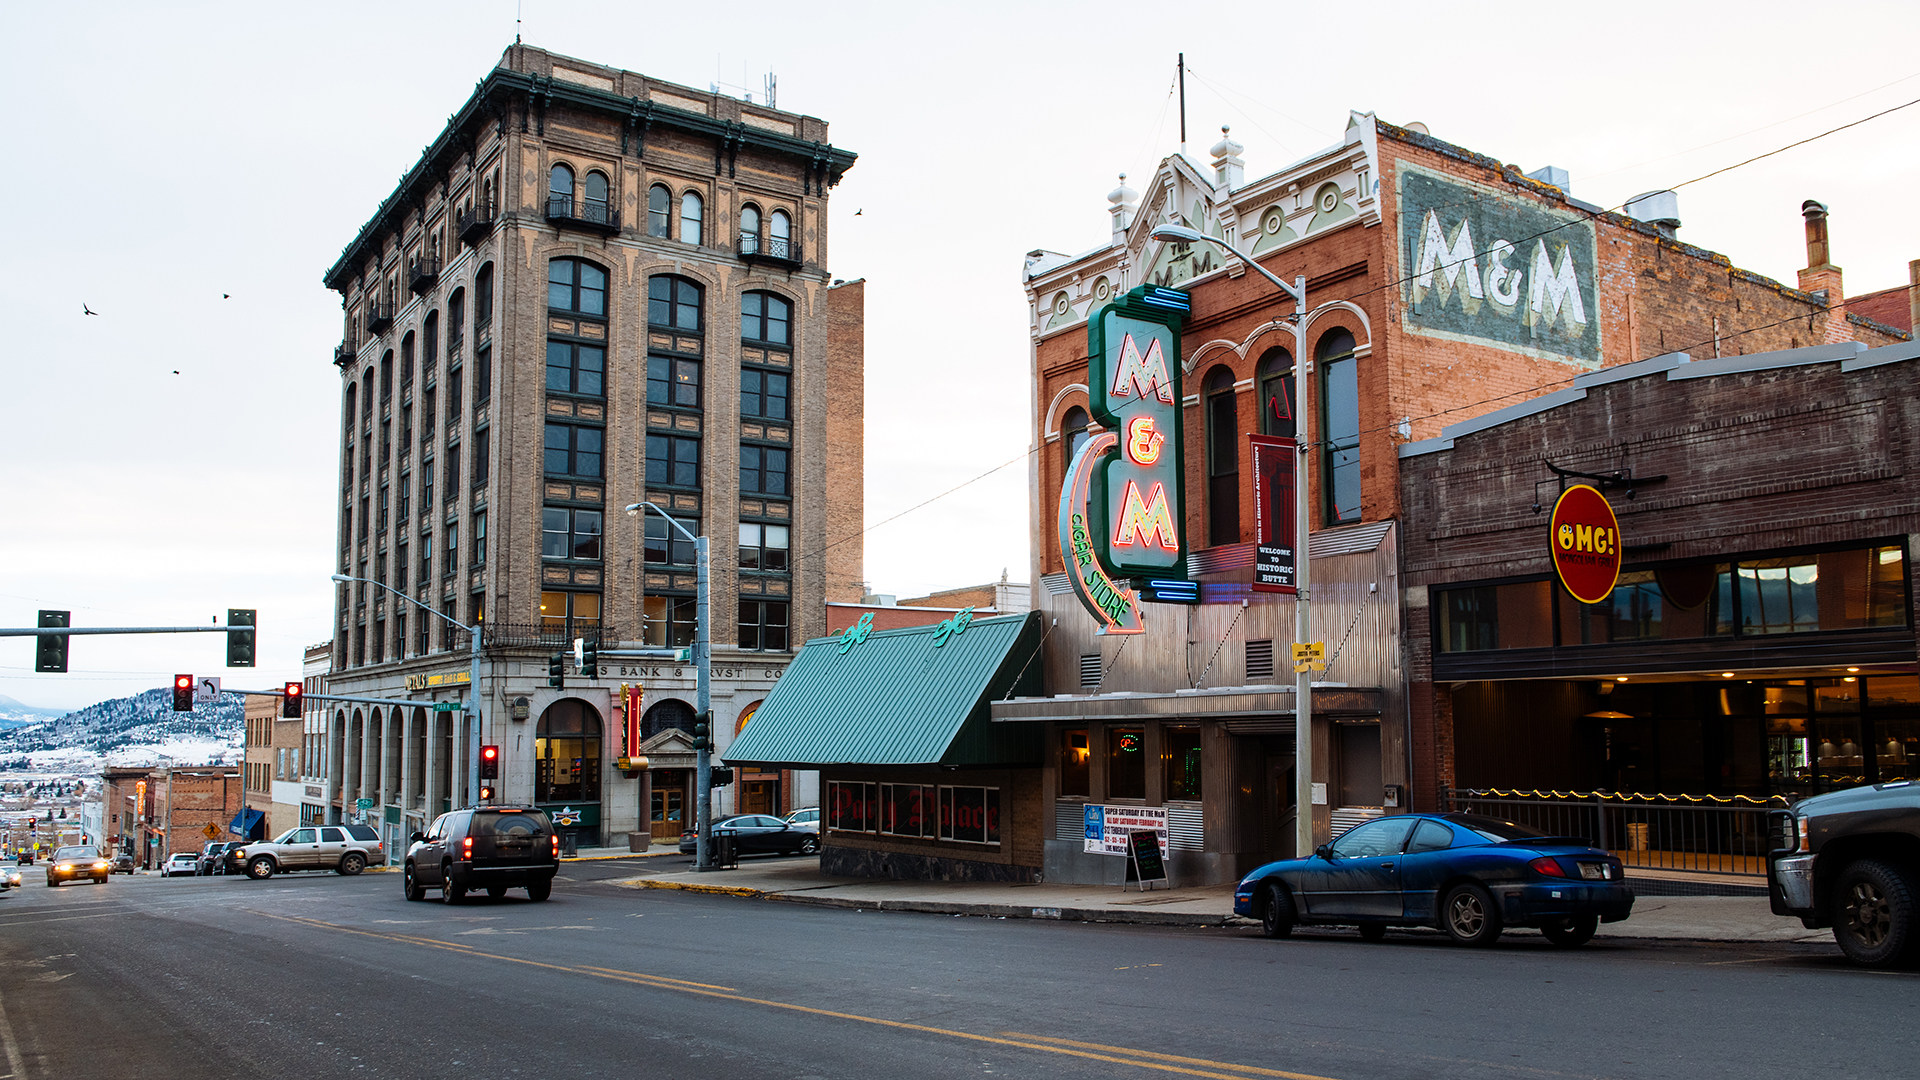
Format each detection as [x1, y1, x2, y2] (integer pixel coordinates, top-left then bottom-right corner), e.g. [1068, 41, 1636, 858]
[202, 822, 221, 840]
[1291, 641, 1327, 673]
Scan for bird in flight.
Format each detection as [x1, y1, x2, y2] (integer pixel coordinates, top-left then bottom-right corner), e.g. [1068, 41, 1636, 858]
[222, 293, 231, 299]
[854, 209, 863, 216]
[83, 303, 98, 316]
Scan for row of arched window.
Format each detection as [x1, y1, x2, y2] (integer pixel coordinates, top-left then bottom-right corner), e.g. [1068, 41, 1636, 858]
[1061, 326, 1362, 548]
[547, 163, 790, 250]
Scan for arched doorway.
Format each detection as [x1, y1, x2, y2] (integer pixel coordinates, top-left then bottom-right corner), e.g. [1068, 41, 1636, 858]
[642, 699, 696, 841]
[535, 699, 603, 845]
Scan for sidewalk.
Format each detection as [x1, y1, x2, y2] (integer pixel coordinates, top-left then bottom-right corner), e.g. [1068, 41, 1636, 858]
[611, 858, 1830, 944]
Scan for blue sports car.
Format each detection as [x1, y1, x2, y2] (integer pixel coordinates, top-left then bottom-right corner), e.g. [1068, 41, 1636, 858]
[1233, 813, 1633, 947]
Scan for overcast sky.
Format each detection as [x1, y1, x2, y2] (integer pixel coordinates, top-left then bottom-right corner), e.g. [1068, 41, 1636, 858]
[2, 1, 1915, 710]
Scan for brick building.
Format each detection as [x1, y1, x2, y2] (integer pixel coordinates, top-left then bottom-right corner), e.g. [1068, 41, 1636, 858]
[997, 115, 1910, 885]
[243, 692, 304, 840]
[321, 45, 862, 851]
[1399, 336, 1918, 847]
[100, 765, 242, 868]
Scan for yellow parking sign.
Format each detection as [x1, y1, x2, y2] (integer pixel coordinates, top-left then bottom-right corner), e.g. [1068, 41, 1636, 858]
[1291, 641, 1326, 672]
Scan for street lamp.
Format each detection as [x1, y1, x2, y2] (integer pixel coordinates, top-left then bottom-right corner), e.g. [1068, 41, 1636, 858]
[331, 572, 485, 811]
[1149, 223, 1318, 859]
[624, 501, 714, 871]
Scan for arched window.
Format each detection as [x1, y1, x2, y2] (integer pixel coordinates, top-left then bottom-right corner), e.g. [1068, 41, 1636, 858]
[547, 259, 607, 317]
[547, 260, 607, 398]
[548, 163, 575, 217]
[1257, 347, 1295, 438]
[379, 352, 393, 404]
[648, 184, 671, 237]
[400, 331, 415, 386]
[769, 209, 792, 258]
[447, 288, 465, 352]
[740, 203, 761, 254]
[344, 383, 357, 436]
[680, 191, 703, 246]
[642, 698, 695, 740]
[582, 170, 610, 226]
[1061, 405, 1090, 474]
[362, 368, 375, 418]
[534, 699, 601, 802]
[474, 263, 493, 334]
[1205, 366, 1240, 546]
[422, 310, 439, 374]
[1318, 329, 1361, 525]
[740, 291, 790, 345]
[648, 275, 704, 411]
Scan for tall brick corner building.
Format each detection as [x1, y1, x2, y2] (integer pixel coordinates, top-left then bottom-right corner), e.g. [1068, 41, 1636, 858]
[1002, 114, 1912, 885]
[321, 44, 863, 850]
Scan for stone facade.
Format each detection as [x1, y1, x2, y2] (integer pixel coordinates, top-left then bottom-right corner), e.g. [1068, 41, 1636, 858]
[317, 45, 860, 847]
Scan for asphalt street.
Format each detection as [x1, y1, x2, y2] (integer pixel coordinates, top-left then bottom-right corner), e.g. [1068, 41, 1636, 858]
[1, 858, 1914, 1080]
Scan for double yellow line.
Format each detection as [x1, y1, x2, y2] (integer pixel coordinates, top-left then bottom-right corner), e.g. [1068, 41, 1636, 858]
[257, 911, 1339, 1080]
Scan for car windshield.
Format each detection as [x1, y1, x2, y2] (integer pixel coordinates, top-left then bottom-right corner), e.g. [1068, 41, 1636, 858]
[1444, 814, 1547, 843]
[55, 846, 99, 861]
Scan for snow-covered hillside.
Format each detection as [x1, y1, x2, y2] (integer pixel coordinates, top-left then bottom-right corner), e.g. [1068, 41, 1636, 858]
[0, 689, 243, 771]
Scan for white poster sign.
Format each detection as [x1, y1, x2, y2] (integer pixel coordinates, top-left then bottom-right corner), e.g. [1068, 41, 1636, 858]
[1082, 804, 1169, 857]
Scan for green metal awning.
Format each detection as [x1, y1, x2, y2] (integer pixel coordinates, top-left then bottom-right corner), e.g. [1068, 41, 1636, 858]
[722, 611, 1044, 769]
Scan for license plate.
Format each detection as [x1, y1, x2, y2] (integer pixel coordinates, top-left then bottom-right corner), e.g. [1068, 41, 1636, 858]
[1578, 863, 1607, 880]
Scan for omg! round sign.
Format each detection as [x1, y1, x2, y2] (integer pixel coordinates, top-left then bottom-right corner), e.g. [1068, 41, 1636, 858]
[1550, 484, 1621, 605]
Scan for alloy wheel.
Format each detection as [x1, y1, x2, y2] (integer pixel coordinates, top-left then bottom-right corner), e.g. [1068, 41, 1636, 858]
[1844, 880, 1893, 948]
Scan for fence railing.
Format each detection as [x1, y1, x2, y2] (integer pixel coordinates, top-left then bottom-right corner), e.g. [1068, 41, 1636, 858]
[1445, 788, 1787, 877]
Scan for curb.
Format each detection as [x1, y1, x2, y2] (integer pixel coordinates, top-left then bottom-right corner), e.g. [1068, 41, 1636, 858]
[564, 850, 678, 862]
[635, 878, 767, 898]
[628, 877, 1244, 925]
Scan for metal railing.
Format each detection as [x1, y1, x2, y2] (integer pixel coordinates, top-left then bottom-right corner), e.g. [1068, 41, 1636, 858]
[457, 199, 496, 245]
[364, 301, 394, 335]
[483, 621, 617, 649]
[740, 234, 800, 263]
[545, 195, 619, 232]
[408, 256, 441, 295]
[1445, 788, 1787, 877]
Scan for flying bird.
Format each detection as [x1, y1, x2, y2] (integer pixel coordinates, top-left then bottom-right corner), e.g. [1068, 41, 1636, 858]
[172, 370, 180, 375]
[222, 293, 231, 299]
[83, 304, 98, 316]
[854, 209, 863, 216]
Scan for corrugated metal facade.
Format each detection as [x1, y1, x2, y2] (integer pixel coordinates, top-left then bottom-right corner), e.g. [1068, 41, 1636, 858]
[723, 611, 1046, 769]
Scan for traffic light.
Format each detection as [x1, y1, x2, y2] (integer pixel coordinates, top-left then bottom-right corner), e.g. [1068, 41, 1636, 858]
[479, 785, 496, 801]
[581, 638, 599, 679]
[172, 674, 195, 712]
[282, 682, 303, 718]
[35, 610, 69, 673]
[227, 609, 256, 667]
[548, 651, 566, 689]
[692, 710, 711, 752]
[710, 766, 735, 786]
[479, 744, 500, 780]
[26, 817, 35, 832]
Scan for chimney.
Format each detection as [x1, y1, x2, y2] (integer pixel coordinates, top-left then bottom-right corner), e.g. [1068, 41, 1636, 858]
[1108, 174, 1138, 248]
[1796, 200, 1849, 343]
[1210, 125, 1245, 191]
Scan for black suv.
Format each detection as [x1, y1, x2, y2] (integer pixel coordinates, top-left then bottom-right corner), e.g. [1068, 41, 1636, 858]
[404, 806, 558, 903]
[1770, 780, 1920, 967]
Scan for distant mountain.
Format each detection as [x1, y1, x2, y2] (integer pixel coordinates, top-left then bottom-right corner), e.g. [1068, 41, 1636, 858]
[0, 689, 242, 771]
[0, 694, 68, 729]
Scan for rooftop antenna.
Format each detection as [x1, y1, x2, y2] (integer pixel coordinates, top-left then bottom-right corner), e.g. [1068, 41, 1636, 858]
[1178, 52, 1187, 156]
[765, 71, 777, 110]
[515, 0, 522, 44]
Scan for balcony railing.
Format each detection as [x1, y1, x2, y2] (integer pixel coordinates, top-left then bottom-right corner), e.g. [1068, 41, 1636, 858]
[740, 234, 801, 268]
[408, 256, 441, 295]
[545, 195, 620, 236]
[457, 198, 496, 246]
[333, 340, 357, 367]
[483, 620, 618, 649]
[364, 301, 394, 336]
[1446, 788, 1787, 878]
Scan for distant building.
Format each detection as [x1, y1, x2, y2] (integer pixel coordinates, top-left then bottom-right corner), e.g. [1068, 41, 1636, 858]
[320, 45, 861, 851]
[244, 693, 303, 840]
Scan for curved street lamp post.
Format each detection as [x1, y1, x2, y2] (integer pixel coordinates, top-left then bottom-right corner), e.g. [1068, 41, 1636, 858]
[625, 502, 715, 871]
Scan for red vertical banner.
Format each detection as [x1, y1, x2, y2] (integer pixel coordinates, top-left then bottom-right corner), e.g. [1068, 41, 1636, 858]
[1249, 434, 1297, 593]
[624, 684, 645, 758]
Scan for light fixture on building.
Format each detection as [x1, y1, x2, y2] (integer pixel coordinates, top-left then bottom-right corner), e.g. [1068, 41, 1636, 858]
[1615, 676, 1629, 682]
[1722, 672, 1736, 678]
[1844, 677, 1858, 683]
[1847, 667, 1861, 673]
[1598, 680, 1616, 695]
[1585, 710, 1634, 720]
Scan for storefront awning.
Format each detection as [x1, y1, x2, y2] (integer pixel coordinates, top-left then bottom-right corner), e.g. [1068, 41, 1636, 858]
[723, 611, 1045, 769]
[990, 684, 1383, 723]
[229, 808, 265, 840]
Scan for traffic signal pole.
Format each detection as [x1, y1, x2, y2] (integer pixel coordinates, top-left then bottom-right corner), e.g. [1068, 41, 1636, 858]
[627, 502, 714, 871]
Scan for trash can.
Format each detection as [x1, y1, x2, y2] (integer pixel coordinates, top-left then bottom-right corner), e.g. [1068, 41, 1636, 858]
[560, 831, 579, 858]
[712, 833, 736, 868]
[1626, 822, 1650, 851]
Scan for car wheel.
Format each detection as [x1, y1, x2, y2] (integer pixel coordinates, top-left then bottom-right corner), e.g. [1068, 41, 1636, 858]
[526, 877, 552, 902]
[1442, 883, 1503, 946]
[339, 852, 366, 877]
[247, 857, 275, 881]
[443, 866, 465, 905]
[1542, 915, 1599, 947]
[800, 835, 820, 856]
[1358, 922, 1387, 942]
[403, 864, 425, 902]
[1832, 859, 1918, 968]
[1260, 882, 1296, 939]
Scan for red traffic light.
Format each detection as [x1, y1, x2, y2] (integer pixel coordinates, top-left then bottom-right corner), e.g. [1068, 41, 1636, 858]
[282, 682, 303, 718]
[481, 745, 499, 761]
[172, 674, 195, 712]
[174, 674, 193, 691]
[479, 744, 500, 781]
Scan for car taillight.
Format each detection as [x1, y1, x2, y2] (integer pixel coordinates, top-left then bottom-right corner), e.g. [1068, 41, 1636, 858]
[551, 835, 559, 858]
[461, 837, 472, 860]
[1529, 856, 1567, 877]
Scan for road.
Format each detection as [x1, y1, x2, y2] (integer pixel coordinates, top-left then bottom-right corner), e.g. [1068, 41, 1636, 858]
[1, 857, 1913, 1080]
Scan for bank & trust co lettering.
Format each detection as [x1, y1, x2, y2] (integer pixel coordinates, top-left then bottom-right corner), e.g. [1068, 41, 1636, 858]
[613, 666, 784, 680]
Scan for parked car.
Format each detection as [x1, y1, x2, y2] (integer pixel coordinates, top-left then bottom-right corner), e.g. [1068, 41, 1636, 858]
[1770, 780, 1920, 968]
[784, 807, 821, 828]
[163, 852, 201, 877]
[229, 824, 384, 880]
[2, 860, 21, 890]
[1234, 813, 1634, 946]
[108, 853, 136, 875]
[47, 845, 112, 886]
[199, 841, 245, 875]
[403, 806, 558, 903]
[680, 814, 820, 857]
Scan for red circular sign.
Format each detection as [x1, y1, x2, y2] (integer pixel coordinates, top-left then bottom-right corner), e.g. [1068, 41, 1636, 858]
[1549, 484, 1622, 605]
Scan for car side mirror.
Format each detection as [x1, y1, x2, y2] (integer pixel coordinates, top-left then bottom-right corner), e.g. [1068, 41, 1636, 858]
[410, 831, 424, 843]
[1315, 844, 1333, 860]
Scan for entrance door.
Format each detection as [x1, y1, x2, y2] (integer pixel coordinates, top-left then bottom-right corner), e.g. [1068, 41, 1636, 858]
[740, 778, 778, 816]
[651, 770, 687, 840]
[1262, 753, 1297, 861]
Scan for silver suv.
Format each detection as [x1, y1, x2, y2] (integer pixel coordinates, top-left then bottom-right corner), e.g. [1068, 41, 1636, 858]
[230, 824, 384, 879]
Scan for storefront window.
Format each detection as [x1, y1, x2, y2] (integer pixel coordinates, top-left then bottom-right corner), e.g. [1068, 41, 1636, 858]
[1059, 729, 1089, 797]
[1440, 581, 1552, 651]
[938, 786, 1000, 844]
[1869, 676, 1920, 783]
[1164, 728, 1202, 801]
[1109, 728, 1145, 799]
[827, 781, 876, 832]
[881, 783, 936, 837]
[1735, 547, 1907, 634]
[534, 700, 601, 803]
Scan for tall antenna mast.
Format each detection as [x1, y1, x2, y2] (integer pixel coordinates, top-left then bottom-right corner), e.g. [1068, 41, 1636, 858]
[1177, 53, 1187, 155]
[515, 0, 522, 44]
[765, 72, 777, 110]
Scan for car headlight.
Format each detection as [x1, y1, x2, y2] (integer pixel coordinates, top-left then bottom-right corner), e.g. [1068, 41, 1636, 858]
[93, 862, 109, 869]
